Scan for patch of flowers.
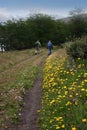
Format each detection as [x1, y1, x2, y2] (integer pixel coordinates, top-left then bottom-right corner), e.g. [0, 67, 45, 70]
[39, 52, 87, 130]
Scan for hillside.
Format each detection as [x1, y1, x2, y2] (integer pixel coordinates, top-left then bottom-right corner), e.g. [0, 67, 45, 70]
[59, 13, 87, 23]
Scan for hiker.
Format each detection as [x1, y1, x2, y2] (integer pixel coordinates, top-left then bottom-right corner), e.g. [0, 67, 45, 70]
[0, 43, 5, 52]
[35, 40, 41, 54]
[47, 40, 53, 55]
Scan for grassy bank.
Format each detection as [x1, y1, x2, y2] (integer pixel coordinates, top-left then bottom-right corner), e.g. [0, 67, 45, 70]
[39, 50, 87, 130]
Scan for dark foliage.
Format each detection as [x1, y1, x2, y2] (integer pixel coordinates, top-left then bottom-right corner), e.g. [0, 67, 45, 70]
[0, 13, 87, 50]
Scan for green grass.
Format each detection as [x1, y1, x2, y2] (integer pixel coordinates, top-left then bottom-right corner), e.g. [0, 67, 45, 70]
[1, 47, 87, 130]
[0, 49, 34, 72]
[0, 66, 38, 126]
[38, 52, 87, 130]
[0, 48, 47, 128]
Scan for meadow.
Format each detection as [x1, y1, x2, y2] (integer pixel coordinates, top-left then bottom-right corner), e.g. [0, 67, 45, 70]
[38, 49, 87, 130]
[0, 47, 87, 130]
[0, 48, 47, 129]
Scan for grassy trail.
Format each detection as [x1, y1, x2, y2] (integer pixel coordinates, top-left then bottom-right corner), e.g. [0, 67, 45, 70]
[0, 48, 66, 130]
[0, 49, 46, 86]
[0, 48, 47, 129]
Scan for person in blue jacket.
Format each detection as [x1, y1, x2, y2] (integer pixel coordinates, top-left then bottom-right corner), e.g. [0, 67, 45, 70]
[47, 40, 53, 55]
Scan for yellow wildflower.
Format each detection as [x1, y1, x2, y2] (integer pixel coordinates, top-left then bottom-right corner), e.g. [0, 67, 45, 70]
[72, 127, 76, 130]
[82, 118, 87, 123]
[61, 124, 65, 128]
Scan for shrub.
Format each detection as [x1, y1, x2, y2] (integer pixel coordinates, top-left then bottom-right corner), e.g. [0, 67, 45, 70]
[66, 38, 87, 59]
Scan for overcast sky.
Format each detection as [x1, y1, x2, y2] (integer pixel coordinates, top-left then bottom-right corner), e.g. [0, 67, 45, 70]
[0, 0, 87, 22]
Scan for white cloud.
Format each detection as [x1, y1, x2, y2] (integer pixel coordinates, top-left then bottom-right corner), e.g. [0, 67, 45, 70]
[37, 8, 70, 18]
[0, 7, 70, 22]
[0, 8, 11, 22]
[0, 8, 30, 22]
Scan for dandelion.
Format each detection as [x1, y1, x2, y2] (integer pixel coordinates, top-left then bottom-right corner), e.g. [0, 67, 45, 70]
[81, 88, 85, 91]
[78, 57, 81, 60]
[71, 126, 76, 130]
[61, 124, 65, 128]
[78, 64, 81, 68]
[69, 94, 73, 98]
[56, 125, 60, 129]
[84, 73, 87, 77]
[50, 119, 53, 123]
[82, 118, 87, 123]
[76, 93, 78, 96]
[66, 101, 72, 106]
[84, 79, 87, 82]
[37, 109, 40, 113]
[75, 101, 78, 105]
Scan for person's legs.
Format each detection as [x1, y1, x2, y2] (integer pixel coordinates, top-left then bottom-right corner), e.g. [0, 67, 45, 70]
[50, 48, 52, 54]
[37, 47, 39, 54]
[48, 48, 51, 55]
[35, 46, 37, 54]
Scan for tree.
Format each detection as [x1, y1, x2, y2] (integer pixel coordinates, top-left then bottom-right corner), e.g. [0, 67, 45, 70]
[69, 8, 87, 38]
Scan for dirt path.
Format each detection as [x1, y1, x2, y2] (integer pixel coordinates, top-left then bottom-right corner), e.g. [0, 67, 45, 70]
[14, 74, 42, 130]
[16, 64, 43, 130]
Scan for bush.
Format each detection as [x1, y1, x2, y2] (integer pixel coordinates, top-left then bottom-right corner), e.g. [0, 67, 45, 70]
[66, 38, 87, 59]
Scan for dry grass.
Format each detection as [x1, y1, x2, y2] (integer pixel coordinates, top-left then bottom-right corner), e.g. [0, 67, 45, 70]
[0, 48, 47, 128]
